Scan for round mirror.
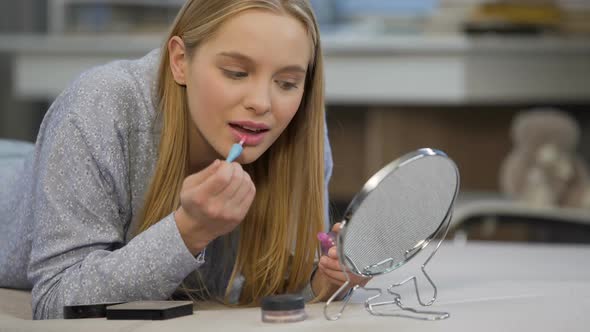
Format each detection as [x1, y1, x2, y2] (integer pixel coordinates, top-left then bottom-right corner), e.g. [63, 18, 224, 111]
[325, 148, 459, 320]
[340, 148, 459, 277]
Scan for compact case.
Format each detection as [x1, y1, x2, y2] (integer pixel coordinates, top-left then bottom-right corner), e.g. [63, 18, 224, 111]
[105, 301, 193, 320]
[64, 302, 123, 319]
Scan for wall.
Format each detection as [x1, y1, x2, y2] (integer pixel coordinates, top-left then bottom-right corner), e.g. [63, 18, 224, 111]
[0, 0, 46, 141]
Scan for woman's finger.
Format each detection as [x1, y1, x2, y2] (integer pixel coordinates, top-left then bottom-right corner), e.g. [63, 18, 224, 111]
[331, 222, 342, 234]
[319, 255, 342, 272]
[183, 159, 222, 188]
[219, 163, 244, 201]
[321, 265, 370, 288]
[318, 264, 349, 284]
[199, 162, 234, 197]
[236, 178, 256, 214]
[327, 246, 338, 259]
[235, 171, 254, 204]
[225, 170, 252, 215]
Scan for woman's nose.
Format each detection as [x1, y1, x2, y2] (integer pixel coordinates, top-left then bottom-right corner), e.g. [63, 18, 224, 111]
[244, 80, 271, 115]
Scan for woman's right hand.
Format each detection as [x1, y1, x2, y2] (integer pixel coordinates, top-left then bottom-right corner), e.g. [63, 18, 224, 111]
[174, 159, 256, 255]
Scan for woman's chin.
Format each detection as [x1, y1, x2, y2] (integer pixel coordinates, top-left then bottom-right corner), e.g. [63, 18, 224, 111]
[239, 148, 269, 165]
[237, 153, 257, 165]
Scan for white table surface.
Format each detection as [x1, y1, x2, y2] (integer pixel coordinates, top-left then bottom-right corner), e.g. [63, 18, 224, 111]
[2, 241, 590, 331]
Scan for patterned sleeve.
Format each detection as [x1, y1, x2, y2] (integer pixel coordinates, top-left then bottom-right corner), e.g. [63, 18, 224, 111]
[27, 72, 203, 319]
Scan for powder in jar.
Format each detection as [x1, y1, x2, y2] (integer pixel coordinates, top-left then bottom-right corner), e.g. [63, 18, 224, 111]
[261, 294, 307, 323]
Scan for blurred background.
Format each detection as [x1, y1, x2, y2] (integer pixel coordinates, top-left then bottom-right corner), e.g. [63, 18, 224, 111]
[0, 0, 589, 243]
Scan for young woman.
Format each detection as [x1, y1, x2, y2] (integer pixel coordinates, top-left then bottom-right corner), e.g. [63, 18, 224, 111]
[0, 0, 366, 319]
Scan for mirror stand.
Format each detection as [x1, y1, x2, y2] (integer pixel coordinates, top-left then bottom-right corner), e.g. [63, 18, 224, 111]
[324, 210, 454, 321]
[322, 149, 459, 322]
[365, 210, 453, 320]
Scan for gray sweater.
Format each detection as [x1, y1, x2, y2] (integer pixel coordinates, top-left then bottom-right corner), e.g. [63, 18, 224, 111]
[0, 49, 333, 319]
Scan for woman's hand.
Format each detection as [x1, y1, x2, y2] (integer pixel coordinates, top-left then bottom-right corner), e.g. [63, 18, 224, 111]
[313, 223, 371, 299]
[175, 160, 256, 255]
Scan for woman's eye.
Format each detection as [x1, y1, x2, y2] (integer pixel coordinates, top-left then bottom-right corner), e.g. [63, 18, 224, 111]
[277, 80, 298, 91]
[222, 69, 248, 80]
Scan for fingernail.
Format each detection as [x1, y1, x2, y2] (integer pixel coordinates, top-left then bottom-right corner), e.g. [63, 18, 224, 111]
[328, 247, 337, 258]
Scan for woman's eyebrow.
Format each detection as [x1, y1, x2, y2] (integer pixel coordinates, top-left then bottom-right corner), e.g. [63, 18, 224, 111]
[217, 51, 306, 74]
[217, 51, 254, 64]
[278, 65, 307, 75]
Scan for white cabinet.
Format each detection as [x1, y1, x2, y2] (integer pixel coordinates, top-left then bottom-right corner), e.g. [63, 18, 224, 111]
[1, 34, 589, 104]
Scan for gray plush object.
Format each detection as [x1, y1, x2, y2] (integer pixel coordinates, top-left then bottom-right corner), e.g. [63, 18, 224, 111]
[500, 109, 590, 209]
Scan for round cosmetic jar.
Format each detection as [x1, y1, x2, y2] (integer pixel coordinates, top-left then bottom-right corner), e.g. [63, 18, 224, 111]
[261, 294, 307, 323]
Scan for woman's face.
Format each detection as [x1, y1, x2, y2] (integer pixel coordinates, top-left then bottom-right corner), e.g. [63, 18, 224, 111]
[170, 9, 311, 166]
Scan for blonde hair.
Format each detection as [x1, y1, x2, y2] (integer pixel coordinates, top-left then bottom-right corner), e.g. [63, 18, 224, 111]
[138, 0, 327, 305]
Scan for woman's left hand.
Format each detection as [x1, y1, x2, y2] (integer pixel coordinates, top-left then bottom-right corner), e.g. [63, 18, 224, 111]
[314, 223, 371, 299]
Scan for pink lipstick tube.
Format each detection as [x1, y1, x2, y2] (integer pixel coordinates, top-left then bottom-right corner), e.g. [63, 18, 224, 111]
[317, 231, 336, 256]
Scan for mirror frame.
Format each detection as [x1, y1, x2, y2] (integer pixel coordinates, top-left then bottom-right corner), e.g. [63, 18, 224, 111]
[337, 148, 460, 277]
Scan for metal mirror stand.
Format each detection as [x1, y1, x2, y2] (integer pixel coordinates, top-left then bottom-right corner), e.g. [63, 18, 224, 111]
[323, 208, 453, 321]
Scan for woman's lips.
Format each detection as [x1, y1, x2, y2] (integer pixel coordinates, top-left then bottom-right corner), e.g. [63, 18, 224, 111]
[229, 124, 268, 146]
[230, 120, 269, 131]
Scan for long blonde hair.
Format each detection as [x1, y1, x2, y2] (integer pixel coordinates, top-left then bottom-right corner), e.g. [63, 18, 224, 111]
[138, 0, 327, 305]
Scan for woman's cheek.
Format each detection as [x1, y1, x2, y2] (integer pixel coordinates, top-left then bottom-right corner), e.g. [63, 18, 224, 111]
[194, 75, 232, 111]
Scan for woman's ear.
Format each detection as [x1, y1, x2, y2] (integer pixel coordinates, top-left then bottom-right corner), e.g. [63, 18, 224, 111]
[168, 36, 188, 85]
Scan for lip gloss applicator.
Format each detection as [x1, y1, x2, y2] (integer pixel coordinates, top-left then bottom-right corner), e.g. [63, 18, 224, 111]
[226, 136, 246, 163]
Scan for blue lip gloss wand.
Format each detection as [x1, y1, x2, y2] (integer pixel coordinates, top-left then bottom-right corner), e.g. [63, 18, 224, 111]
[226, 137, 246, 163]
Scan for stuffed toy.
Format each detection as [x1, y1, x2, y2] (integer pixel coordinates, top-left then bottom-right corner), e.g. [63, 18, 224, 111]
[499, 109, 590, 209]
